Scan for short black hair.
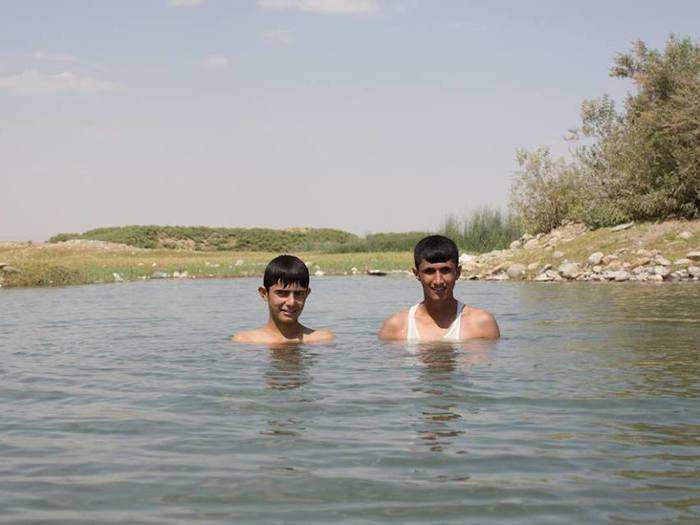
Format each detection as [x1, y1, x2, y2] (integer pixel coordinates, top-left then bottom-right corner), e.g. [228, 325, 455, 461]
[414, 235, 459, 268]
[263, 255, 310, 290]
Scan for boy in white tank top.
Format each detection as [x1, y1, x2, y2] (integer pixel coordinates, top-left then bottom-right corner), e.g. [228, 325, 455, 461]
[378, 235, 500, 342]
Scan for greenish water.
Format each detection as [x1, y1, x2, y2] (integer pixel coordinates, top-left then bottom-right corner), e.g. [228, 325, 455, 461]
[1, 278, 698, 524]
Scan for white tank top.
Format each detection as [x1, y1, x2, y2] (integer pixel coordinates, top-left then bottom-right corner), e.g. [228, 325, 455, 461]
[407, 301, 465, 342]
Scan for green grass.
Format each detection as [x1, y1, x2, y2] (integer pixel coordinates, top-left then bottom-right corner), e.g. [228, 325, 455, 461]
[0, 247, 414, 287]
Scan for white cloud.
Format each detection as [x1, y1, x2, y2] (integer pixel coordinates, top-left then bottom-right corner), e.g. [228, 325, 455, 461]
[168, 0, 205, 7]
[264, 30, 294, 46]
[257, 0, 379, 15]
[0, 70, 119, 95]
[33, 50, 79, 63]
[201, 54, 229, 68]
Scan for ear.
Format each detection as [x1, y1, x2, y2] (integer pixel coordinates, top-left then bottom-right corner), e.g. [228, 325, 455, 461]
[456, 265, 462, 280]
[412, 267, 419, 279]
[258, 286, 268, 301]
[306, 287, 311, 298]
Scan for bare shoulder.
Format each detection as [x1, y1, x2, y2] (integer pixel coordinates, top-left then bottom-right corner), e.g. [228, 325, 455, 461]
[378, 309, 409, 341]
[461, 306, 500, 340]
[304, 328, 335, 343]
[231, 329, 266, 343]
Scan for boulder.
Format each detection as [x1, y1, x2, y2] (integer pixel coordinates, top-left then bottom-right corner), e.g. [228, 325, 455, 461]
[509, 240, 522, 250]
[612, 270, 630, 282]
[459, 253, 477, 265]
[173, 270, 189, 279]
[314, 269, 325, 276]
[653, 266, 671, 278]
[587, 252, 604, 265]
[0, 262, 8, 269]
[1, 265, 21, 274]
[610, 221, 634, 232]
[487, 262, 508, 275]
[527, 262, 540, 271]
[674, 258, 691, 266]
[654, 255, 671, 266]
[524, 239, 540, 250]
[485, 273, 510, 281]
[688, 266, 700, 278]
[558, 262, 580, 280]
[521, 233, 534, 242]
[633, 257, 652, 267]
[534, 269, 563, 282]
[112, 273, 124, 282]
[678, 231, 692, 240]
[686, 251, 700, 261]
[647, 274, 664, 282]
[506, 263, 526, 280]
[553, 251, 564, 259]
[602, 254, 619, 265]
[151, 271, 170, 279]
[235, 259, 244, 266]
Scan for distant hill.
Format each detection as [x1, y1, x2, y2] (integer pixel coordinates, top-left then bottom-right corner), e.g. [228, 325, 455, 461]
[48, 225, 359, 252]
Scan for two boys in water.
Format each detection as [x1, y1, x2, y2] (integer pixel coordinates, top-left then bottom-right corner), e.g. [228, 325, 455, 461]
[233, 235, 500, 344]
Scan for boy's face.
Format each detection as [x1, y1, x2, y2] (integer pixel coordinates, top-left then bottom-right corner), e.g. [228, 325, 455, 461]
[259, 281, 310, 324]
[413, 259, 461, 301]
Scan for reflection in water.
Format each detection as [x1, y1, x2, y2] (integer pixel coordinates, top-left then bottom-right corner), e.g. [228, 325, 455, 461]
[411, 342, 492, 453]
[262, 346, 314, 438]
[264, 345, 313, 391]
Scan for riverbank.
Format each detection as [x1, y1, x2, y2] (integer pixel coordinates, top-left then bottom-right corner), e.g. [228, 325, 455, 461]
[1, 220, 698, 287]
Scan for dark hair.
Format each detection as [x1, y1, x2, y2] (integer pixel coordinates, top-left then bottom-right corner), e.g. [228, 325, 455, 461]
[413, 235, 459, 268]
[263, 255, 310, 290]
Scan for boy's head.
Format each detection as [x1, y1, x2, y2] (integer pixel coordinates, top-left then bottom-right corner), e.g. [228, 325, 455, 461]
[259, 255, 310, 324]
[263, 254, 310, 291]
[413, 235, 459, 269]
[413, 235, 461, 301]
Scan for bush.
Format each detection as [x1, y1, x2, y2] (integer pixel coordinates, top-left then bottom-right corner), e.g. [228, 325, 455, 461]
[510, 35, 700, 233]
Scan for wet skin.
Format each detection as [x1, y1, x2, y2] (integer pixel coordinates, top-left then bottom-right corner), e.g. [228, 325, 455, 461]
[378, 259, 500, 341]
[232, 281, 334, 344]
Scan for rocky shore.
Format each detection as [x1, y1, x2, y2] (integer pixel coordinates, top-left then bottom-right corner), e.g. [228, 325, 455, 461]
[457, 220, 699, 283]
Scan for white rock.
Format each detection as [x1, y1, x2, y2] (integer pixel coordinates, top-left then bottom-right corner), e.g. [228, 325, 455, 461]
[522, 233, 534, 242]
[350, 267, 358, 275]
[509, 240, 522, 250]
[587, 252, 604, 265]
[613, 270, 630, 282]
[459, 253, 477, 264]
[678, 231, 692, 240]
[314, 269, 325, 277]
[113, 273, 124, 282]
[610, 221, 634, 232]
[558, 262, 580, 279]
[674, 258, 691, 265]
[524, 239, 540, 250]
[688, 266, 700, 278]
[686, 251, 700, 261]
[654, 266, 671, 278]
[647, 274, 664, 282]
[534, 269, 562, 282]
[527, 262, 540, 271]
[235, 259, 244, 266]
[654, 255, 671, 266]
[506, 264, 526, 280]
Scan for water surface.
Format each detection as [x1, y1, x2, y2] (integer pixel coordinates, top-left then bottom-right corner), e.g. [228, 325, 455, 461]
[1, 278, 698, 524]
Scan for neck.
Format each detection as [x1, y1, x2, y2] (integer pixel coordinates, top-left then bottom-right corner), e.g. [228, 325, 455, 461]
[423, 295, 457, 319]
[266, 317, 303, 340]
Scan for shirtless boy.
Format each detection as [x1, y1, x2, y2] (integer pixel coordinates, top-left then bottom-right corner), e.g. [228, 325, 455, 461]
[378, 235, 500, 342]
[233, 255, 334, 344]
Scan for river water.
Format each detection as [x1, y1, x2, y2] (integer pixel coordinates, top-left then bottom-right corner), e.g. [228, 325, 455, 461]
[1, 277, 698, 524]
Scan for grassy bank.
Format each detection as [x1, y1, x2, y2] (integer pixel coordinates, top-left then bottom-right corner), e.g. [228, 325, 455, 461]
[0, 245, 413, 287]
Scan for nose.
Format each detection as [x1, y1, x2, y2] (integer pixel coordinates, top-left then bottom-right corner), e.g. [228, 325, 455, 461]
[434, 271, 444, 285]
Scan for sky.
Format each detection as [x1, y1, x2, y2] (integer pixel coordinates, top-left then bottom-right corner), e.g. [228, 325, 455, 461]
[1, 1, 698, 241]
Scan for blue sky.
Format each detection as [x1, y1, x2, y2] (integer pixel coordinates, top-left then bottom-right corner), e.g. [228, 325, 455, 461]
[1, 1, 698, 240]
